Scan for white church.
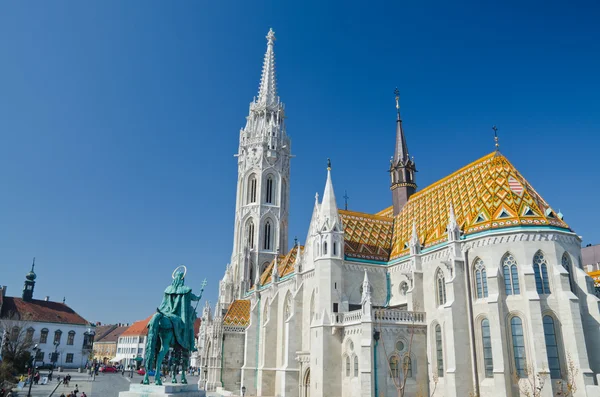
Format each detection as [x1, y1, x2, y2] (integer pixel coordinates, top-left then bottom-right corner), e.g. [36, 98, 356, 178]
[196, 29, 600, 397]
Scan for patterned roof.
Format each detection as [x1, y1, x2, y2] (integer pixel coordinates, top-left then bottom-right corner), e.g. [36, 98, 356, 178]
[259, 245, 303, 286]
[223, 300, 250, 327]
[0, 297, 90, 325]
[343, 152, 569, 262]
[587, 270, 600, 287]
[339, 210, 394, 261]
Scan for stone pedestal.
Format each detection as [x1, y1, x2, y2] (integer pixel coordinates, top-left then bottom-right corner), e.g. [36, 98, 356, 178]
[119, 383, 206, 397]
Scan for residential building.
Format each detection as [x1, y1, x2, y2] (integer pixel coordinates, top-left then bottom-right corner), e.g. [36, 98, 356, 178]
[116, 316, 151, 368]
[92, 323, 129, 364]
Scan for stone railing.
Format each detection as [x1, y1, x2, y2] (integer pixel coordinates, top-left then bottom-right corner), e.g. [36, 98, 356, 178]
[331, 309, 363, 326]
[373, 309, 426, 325]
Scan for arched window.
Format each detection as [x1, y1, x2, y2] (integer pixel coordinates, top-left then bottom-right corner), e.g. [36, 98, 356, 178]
[25, 328, 34, 343]
[265, 175, 274, 204]
[67, 331, 75, 345]
[247, 175, 257, 203]
[436, 269, 446, 306]
[263, 221, 272, 250]
[435, 324, 444, 377]
[40, 328, 48, 344]
[323, 241, 328, 255]
[54, 330, 62, 345]
[389, 355, 399, 379]
[246, 220, 255, 249]
[249, 261, 255, 287]
[502, 253, 520, 295]
[511, 316, 527, 378]
[354, 356, 359, 377]
[481, 319, 493, 378]
[403, 356, 412, 378]
[333, 242, 337, 256]
[562, 253, 575, 293]
[346, 355, 351, 377]
[533, 251, 551, 294]
[474, 258, 488, 299]
[543, 316, 561, 379]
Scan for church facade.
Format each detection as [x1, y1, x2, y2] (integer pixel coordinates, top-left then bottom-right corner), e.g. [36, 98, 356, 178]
[196, 29, 600, 397]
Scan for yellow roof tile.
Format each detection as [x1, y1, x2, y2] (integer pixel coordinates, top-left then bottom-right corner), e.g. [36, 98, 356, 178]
[258, 245, 303, 286]
[223, 299, 250, 327]
[343, 152, 569, 262]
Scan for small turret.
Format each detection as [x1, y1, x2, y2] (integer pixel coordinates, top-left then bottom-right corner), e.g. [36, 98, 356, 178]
[409, 222, 421, 256]
[22, 258, 36, 302]
[314, 159, 344, 260]
[447, 204, 460, 242]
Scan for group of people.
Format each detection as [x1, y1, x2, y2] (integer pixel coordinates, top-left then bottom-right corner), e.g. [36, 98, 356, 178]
[59, 390, 86, 397]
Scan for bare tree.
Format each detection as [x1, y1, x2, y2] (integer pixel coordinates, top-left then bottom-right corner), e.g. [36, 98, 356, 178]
[555, 353, 579, 397]
[512, 363, 548, 397]
[0, 313, 36, 365]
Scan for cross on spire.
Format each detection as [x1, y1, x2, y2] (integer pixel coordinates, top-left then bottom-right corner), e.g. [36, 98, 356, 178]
[492, 125, 499, 151]
[343, 190, 349, 210]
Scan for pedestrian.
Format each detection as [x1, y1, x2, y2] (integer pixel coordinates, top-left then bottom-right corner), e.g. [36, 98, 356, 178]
[59, 393, 65, 397]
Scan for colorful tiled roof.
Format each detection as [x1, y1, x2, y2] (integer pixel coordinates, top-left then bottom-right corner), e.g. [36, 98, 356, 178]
[339, 210, 394, 261]
[120, 315, 153, 336]
[223, 300, 250, 327]
[587, 270, 600, 287]
[0, 297, 90, 325]
[259, 245, 303, 286]
[343, 152, 569, 262]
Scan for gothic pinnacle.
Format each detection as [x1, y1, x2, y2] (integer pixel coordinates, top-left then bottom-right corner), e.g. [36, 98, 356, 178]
[257, 28, 278, 107]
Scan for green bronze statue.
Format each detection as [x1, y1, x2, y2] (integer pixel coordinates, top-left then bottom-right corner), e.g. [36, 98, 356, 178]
[143, 265, 206, 386]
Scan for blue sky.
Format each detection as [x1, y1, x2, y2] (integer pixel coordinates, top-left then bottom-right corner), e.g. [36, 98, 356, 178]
[0, 1, 598, 324]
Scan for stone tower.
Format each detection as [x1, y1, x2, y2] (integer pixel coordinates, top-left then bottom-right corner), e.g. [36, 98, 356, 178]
[389, 88, 417, 215]
[229, 28, 291, 301]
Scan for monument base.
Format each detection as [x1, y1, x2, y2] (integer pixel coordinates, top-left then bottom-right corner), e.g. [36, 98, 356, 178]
[119, 383, 206, 397]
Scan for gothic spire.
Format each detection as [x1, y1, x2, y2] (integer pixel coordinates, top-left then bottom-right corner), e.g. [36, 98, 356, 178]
[257, 28, 278, 108]
[390, 88, 417, 216]
[319, 159, 339, 226]
[393, 88, 409, 165]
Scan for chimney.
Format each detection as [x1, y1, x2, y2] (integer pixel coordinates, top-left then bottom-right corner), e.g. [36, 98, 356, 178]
[0, 286, 6, 297]
[44, 296, 50, 302]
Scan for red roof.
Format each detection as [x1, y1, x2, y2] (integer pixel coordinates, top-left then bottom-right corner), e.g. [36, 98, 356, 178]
[120, 316, 153, 337]
[96, 326, 129, 343]
[0, 297, 89, 325]
[194, 318, 201, 336]
[94, 325, 116, 341]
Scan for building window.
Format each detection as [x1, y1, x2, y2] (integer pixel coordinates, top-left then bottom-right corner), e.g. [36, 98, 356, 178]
[543, 316, 562, 379]
[436, 269, 446, 306]
[25, 328, 34, 343]
[389, 355, 399, 379]
[247, 175, 257, 204]
[533, 251, 551, 294]
[511, 316, 527, 378]
[502, 253, 520, 295]
[562, 253, 575, 293]
[66, 353, 74, 363]
[474, 258, 488, 299]
[435, 324, 444, 377]
[323, 241, 328, 255]
[333, 242, 337, 256]
[263, 221, 272, 250]
[345, 356, 350, 377]
[403, 356, 412, 378]
[354, 356, 359, 377]
[35, 351, 44, 361]
[10, 326, 19, 341]
[40, 329, 48, 344]
[265, 175, 274, 204]
[54, 330, 62, 345]
[67, 331, 75, 346]
[246, 220, 255, 249]
[481, 319, 493, 378]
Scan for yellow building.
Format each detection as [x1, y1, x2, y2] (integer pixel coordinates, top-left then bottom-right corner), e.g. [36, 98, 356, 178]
[92, 324, 129, 364]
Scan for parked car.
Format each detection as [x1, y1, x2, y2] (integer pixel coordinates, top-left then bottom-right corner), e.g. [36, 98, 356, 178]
[137, 368, 155, 376]
[99, 366, 118, 373]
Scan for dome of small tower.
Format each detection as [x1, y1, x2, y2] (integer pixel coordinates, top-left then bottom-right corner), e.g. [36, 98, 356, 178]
[26, 259, 37, 280]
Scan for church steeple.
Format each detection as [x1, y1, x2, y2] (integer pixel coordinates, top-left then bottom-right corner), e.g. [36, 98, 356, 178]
[22, 258, 37, 302]
[228, 28, 292, 300]
[390, 88, 417, 216]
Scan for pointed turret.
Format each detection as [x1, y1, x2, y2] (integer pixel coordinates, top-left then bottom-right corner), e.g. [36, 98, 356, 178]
[447, 204, 461, 242]
[22, 258, 36, 302]
[390, 88, 417, 216]
[272, 256, 280, 283]
[257, 28, 278, 109]
[319, 159, 340, 229]
[361, 270, 372, 305]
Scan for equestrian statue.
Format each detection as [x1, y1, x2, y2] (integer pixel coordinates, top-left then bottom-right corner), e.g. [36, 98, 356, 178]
[143, 265, 206, 385]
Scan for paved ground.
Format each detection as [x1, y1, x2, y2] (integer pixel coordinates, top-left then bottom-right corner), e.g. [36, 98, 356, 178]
[10, 371, 222, 396]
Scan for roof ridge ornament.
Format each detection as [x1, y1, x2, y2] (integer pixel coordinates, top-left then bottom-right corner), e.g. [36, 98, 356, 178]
[492, 125, 500, 152]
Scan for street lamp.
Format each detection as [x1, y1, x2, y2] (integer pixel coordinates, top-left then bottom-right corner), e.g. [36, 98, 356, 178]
[241, 386, 246, 397]
[27, 344, 40, 397]
[49, 341, 60, 381]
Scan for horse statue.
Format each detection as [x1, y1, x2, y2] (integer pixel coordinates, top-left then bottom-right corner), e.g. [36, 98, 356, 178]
[143, 265, 206, 385]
